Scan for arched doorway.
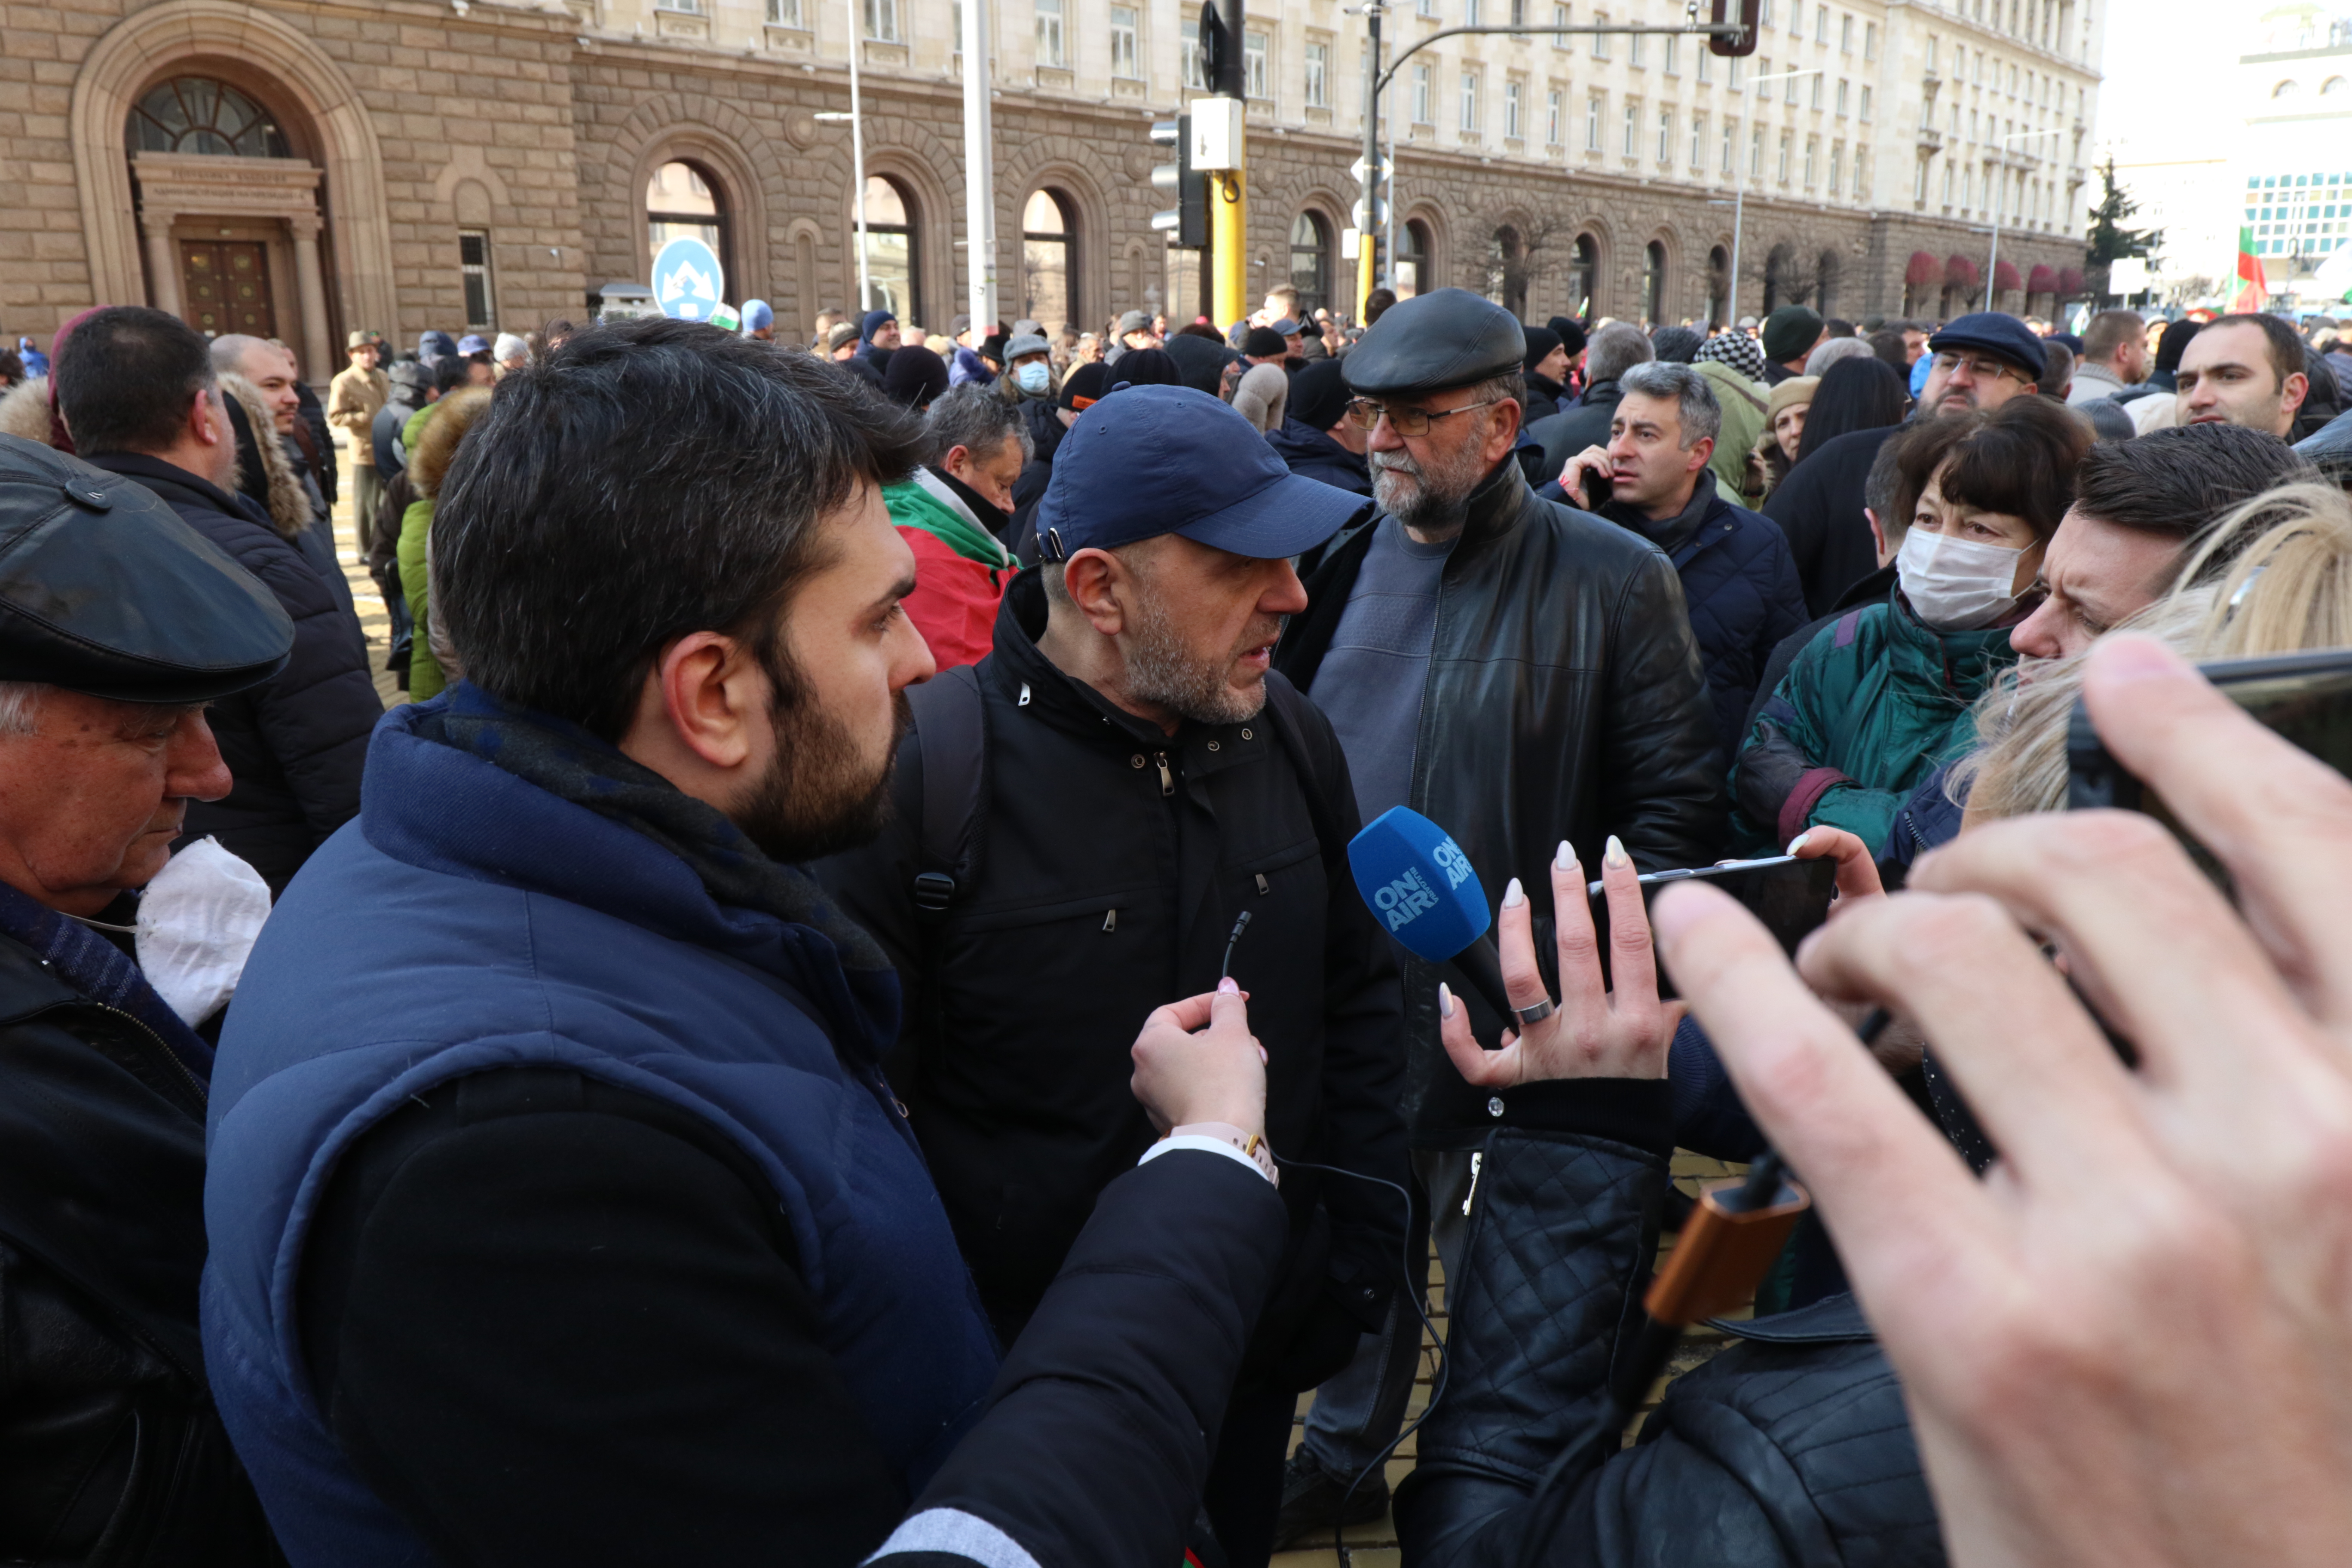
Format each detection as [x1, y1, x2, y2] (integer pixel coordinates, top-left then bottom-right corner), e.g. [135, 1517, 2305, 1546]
[1816, 248, 1842, 316]
[1020, 188, 1074, 334]
[1565, 233, 1599, 319]
[1762, 243, 1794, 310]
[1490, 225, 1528, 318]
[1706, 244, 1730, 325]
[1641, 240, 1667, 326]
[1396, 218, 1433, 298]
[121, 71, 337, 375]
[646, 159, 732, 291]
[1289, 211, 1332, 319]
[861, 175, 920, 322]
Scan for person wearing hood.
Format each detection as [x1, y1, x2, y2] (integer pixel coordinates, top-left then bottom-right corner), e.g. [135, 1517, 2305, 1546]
[860, 308, 901, 377]
[417, 329, 459, 368]
[945, 315, 997, 387]
[13, 335, 46, 379]
[1729, 398, 2089, 854]
[1264, 358, 1370, 496]
[397, 386, 496, 701]
[57, 306, 380, 897]
[1519, 325, 1568, 422]
[882, 384, 1027, 668]
[373, 359, 435, 476]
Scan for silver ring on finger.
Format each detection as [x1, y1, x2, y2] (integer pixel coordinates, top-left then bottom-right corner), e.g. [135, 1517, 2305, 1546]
[1513, 998, 1556, 1028]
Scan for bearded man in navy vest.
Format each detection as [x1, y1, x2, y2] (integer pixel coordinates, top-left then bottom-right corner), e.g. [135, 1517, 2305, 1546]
[203, 316, 1291, 1568]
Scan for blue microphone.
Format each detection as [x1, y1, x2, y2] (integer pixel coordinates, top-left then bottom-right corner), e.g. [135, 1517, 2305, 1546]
[1347, 806, 1518, 1042]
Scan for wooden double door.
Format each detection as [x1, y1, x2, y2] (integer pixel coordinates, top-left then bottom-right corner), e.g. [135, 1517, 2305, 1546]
[179, 240, 277, 339]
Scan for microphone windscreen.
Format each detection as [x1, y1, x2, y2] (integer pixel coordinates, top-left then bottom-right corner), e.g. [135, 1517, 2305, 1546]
[1346, 806, 1491, 963]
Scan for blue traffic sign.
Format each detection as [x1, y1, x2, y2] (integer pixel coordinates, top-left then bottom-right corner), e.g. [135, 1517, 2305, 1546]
[651, 236, 726, 322]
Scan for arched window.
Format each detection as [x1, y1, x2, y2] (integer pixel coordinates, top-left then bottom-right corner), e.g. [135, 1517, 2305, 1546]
[1641, 241, 1666, 326]
[1763, 242, 1793, 310]
[1706, 244, 1730, 325]
[862, 175, 919, 322]
[1816, 248, 1841, 315]
[1566, 233, 1598, 318]
[2273, 78, 2300, 98]
[2322, 75, 2348, 96]
[1490, 226, 1528, 318]
[648, 160, 731, 290]
[1396, 219, 1433, 298]
[1289, 211, 1331, 318]
[129, 78, 291, 158]
[1020, 188, 1074, 335]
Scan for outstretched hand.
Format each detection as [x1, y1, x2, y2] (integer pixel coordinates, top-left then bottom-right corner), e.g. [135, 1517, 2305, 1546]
[1130, 982, 1266, 1138]
[1439, 836, 1681, 1087]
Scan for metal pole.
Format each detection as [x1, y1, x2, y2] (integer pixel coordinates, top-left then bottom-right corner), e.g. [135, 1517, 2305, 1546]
[849, 0, 872, 312]
[1983, 168, 2001, 312]
[1383, 77, 1397, 291]
[1207, 0, 1249, 329]
[1728, 179, 1744, 327]
[961, 0, 995, 332]
[1357, 1, 1381, 315]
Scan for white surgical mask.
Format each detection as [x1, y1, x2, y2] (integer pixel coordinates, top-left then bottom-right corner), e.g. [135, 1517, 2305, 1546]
[1896, 527, 2027, 632]
[1015, 362, 1051, 394]
[135, 837, 271, 1026]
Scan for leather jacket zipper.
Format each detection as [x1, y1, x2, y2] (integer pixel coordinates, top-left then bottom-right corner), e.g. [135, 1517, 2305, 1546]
[1155, 752, 1174, 797]
[92, 999, 205, 1104]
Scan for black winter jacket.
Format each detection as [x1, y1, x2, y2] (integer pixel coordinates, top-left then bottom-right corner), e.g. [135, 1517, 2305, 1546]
[1594, 485, 1809, 760]
[85, 453, 380, 896]
[1265, 416, 1373, 495]
[1396, 1077, 1942, 1568]
[817, 571, 1409, 1371]
[1524, 377, 1626, 482]
[1277, 458, 1726, 1138]
[0, 931, 280, 1566]
[1763, 425, 1898, 617]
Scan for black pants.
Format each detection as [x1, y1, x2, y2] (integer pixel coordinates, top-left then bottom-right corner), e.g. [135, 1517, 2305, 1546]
[1203, 1378, 1299, 1568]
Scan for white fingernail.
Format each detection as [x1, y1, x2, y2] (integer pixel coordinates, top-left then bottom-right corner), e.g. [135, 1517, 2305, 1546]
[1503, 876, 1525, 908]
[1604, 835, 1629, 869]
[1555, 839, 1574, 871]
[1439, 982, 1455, 1020]
[1786, 832, 1811, 854]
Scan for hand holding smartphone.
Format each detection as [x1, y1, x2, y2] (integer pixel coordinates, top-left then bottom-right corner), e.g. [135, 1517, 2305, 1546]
[1586, 855, 1838, 999]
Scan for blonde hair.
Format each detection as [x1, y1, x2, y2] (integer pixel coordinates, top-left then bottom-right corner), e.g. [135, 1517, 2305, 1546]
[1957, 481, 2352, 821]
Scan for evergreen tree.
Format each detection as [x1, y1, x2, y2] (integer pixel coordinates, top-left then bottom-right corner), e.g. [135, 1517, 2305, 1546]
[2084, 158, 2161, 300]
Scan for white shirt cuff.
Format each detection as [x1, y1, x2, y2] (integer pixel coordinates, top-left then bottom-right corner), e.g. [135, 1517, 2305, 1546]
[1138, 1134, 1275, 1183]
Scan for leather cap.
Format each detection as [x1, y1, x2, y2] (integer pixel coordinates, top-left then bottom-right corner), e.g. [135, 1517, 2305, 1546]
[0, 434, 292, 702]
[1343, 288, 1526, 397]
[1927, 312, 2046, 378]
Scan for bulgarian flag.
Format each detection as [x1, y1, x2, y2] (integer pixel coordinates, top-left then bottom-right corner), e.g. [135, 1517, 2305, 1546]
[2233, 226, 2269, 311]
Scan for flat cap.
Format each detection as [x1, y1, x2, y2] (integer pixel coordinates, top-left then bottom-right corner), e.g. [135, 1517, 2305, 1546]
[0, 434, 291, 702]
[1116, 309, 1154, 334]
[1927, 312, 2047, 379]
[1005, 332, 1051, 361]
[1342, 288, 1526, 398]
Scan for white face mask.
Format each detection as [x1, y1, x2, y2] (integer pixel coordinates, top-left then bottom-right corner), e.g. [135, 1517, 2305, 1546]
[1896, 526, 2028, 632]
[1015, 362, 1051, 394]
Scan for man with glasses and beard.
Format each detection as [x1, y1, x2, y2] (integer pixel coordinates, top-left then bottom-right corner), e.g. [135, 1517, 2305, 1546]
[817, 383, 1408, 1568]
[203, 320, 1307, 1568]
[1268, 287, 1723, 1547]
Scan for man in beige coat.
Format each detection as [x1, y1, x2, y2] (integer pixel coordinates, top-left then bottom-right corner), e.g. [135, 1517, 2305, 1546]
[326, 330, 388, 550]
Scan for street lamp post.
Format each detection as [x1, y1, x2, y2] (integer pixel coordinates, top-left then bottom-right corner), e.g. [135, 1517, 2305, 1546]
[1984, 126, 2064, 312]
[1354, 0, 1383, 313]
[1721, 67, 1818, 330]
[815, 9, 872, 314]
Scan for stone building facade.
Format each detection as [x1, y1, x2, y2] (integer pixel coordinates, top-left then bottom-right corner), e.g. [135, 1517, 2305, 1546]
[1, 0, 2099, 368]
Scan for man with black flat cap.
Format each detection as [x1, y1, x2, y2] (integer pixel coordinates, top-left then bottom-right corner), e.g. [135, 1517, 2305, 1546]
[0, 430, 291, 1562]
[819, 383, 1407, 1568]
[1914, 311, 2045, 417]
[1270, 286, 1722, 1544]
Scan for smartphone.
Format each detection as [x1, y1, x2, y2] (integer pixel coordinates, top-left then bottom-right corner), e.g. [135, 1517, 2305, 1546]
[1575, 464, 1614, 509]
[2067, 649, 2352, 884]
[1586, 854, 1838, 998]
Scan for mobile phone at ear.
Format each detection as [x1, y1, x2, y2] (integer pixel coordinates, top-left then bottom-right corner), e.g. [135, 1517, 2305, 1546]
[1586, 855, 1838, 999]
[1577, 465, 1614, 509]
[2067, 649, 2352, 879]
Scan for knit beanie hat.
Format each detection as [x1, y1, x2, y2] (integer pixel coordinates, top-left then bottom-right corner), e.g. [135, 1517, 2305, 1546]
[1761, 306, 1824, 365]
[1694, 331, 1766, 381]
[1546, 316, 1589, 358]
[1650, 326, 1703, 364]
[1243, 326, 1289, 358]
[1521, 325, 1563, 373]
[1765, 374, 1821, 424]
[1287, 357, 1356, 431]
[881, 343, 948, 407]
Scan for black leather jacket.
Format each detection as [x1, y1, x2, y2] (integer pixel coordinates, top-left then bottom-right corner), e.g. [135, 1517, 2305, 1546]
[1396, 1078, 1942, 1568]
[1276, 458, 1725, 1136]
[0, 934, 279, 1565]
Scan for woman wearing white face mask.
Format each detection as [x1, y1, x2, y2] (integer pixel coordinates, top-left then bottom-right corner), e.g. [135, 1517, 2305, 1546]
[1728, 398, 2090, 855]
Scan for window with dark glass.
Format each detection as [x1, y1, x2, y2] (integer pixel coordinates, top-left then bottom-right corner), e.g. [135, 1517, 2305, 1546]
[459, 230, 496, 333]
[1289, 211, 1330, 317]
[129, 78, 291, 157]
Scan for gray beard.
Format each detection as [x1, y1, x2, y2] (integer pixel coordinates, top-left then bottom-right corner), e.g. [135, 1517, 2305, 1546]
[1371, 445, 1484, 537]
[1122, 595, 1272, 726]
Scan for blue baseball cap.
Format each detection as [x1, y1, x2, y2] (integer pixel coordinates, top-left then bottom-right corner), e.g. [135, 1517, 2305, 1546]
[1036, 384, 1371, 562]
[742, 298, 774, 330]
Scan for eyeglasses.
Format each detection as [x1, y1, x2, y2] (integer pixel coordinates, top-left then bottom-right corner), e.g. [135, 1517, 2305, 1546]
[1345, 396, 1510, 436]
[1931, 352, 2029, 385]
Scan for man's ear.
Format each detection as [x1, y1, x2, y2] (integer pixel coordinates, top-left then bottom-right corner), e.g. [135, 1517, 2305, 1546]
[1060, 548, 1130, 637]
[2285, 371, 2309, 418]
[650, 631, 763, 772]
[1482, 397, 1525, 465]
[941, 443, 972, 476]
[192, 388, 228, 448]
[1689, 435, 1716, 474]
[1865, 508, 1889, 564]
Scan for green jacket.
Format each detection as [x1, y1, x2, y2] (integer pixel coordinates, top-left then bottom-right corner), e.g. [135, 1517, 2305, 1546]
[397, 496, 444, 701]
[1730, 582, 2015, 853]
[1696, 359, 1767, 505]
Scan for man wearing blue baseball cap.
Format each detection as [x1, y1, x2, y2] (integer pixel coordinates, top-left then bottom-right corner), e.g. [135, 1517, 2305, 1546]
[818, 383, 1408, 1568]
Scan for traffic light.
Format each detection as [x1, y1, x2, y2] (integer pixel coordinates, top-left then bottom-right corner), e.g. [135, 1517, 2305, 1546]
[1150, 116, 1207, 248]
[1709, 0, 1761, 55]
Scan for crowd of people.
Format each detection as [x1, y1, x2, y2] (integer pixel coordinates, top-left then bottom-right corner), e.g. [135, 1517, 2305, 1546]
[1, 274, 2351, 1568]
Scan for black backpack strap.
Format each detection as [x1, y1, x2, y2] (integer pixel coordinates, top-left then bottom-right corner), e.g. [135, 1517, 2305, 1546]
[907, 663, 989, 920]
